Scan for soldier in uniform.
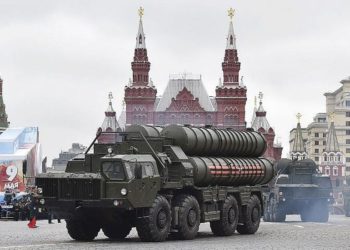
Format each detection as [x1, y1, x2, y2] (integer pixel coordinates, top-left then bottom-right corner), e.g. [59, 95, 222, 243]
[27, 187, 39, 228]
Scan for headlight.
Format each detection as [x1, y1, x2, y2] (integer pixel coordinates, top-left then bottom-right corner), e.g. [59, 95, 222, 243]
[113, 200, 119, 206]
[39, 199, 45, 205]
[107, 147, 113, 154]
[37, 188, 43, 194]
[121, 188, 128, 196]
[279, 191, 283, 196]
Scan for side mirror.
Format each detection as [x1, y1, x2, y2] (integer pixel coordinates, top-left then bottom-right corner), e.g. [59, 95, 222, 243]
[135, 164, 142, 179]
[23, 160, 27, 176]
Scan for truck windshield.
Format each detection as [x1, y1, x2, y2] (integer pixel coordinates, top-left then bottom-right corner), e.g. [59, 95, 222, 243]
[102, 161, 125, 180]
[124, 162, 136, 179]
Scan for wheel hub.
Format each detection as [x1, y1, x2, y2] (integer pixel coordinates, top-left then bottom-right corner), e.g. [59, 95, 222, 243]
[157, 210, 167, 229]
[228, 207, 235, 224]
[187, 209, 197, 227]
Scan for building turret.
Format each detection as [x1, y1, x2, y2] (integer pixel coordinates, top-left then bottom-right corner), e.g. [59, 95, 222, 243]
[290, 113, 308, 160]
[215, 8, 246, 129]
[251, 92, 282, 160]
[124, 7, 157, 126]
[320, 113, 345, 210]
[0, 76, 9, 132]
[97, 92, 121, 143]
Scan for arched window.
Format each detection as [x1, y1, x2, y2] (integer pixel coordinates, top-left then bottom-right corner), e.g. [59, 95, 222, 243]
[224, 115, 239, 127]
[158, 114, 165, 126]
[139, 34, 143, 44]
[333, 166, 338, 176]
[206, 114, 213, 125]
[323, 154, 327, 162]
[170, 114, 176, 125]
[230, 35, 233, 45]
[325, 166, 330, 176]
[337, 155, 342, 162]
[194, 114, 201, 125]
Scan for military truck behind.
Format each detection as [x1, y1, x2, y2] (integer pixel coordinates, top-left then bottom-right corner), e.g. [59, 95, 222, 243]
[36, 125, 275, 242]
[263, 158, 333, 222]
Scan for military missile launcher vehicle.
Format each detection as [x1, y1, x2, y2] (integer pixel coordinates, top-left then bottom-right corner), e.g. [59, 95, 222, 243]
[263, 158, 333, 222]
[36, 125, 275, 242]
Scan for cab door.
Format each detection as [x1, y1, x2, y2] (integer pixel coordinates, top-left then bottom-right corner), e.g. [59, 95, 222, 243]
[128, 162, 160, 208]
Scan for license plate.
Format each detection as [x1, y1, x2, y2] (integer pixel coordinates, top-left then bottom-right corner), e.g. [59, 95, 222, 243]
[1, 205, 13, 209]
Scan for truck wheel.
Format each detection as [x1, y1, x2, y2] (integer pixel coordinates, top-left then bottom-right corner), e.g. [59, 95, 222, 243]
[272, 207, 286, 222]
[210, 195, 239, 236]
[236, 195, 261, 234]
[300, 207, 311, 222]
[136, 195, 171, 242]
[172, 194, 200, 240]
[66, 217, 100, 241]
[312, 200, 329, 222]
[102, 215, 132, 240]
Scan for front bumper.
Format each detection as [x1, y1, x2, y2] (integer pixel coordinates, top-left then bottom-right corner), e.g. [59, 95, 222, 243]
[39, 197, 133, 217]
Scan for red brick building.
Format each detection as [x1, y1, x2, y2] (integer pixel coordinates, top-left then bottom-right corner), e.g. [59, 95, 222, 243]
[251, 94, 282, 160]
[123, 13, 246, 130]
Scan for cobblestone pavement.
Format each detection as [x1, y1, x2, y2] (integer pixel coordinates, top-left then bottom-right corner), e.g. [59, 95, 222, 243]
[0, 215, 349, 250]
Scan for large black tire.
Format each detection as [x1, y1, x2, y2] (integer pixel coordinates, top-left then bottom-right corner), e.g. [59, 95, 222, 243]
[102, 215, 132, 240]
[300, 207, 311, 222]
[172, 194, 201, 240]
[66, 217, 100, 241]
[272, 207, 286, 222]
[237, 195, 261, 234]
[136, 195, 171, 242]
[311, 200, 329, 222]
[210, 195, 239, 236]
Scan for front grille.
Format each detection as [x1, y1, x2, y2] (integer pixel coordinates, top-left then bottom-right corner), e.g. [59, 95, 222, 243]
[60, 178, 100, 200]
[36, 178, 100, 200]
[36, 178, 59, 197]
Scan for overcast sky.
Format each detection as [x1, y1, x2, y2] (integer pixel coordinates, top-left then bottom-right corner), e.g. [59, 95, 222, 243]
[1, 0, 350, 164]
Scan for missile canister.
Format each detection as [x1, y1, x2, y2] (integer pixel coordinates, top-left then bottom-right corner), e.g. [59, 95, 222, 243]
[189, 157, 274, 187]
[275, 158, 317, 174]
[161, 125, 267, 157]
[126, 125, 163, 137]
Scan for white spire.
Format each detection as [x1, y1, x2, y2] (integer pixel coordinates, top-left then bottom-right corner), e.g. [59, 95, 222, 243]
[226, 20, 236, 50]
[135, 7, 146, 49]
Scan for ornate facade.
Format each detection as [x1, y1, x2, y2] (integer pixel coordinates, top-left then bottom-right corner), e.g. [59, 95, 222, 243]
[319, 117, 346, 213]
[123, 9, 246, 130]
[290, 114, 308, 160]
[251, 93, 282, 160]
[0, 76, 9, 132]
[97, 93, 121, 144]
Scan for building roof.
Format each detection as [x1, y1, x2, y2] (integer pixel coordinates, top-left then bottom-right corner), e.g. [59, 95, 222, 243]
[135, 19, 146, 49]
[100, 93, 120, 132]
[118, 109, 126, 130]
[325, 121, 340, 152]
[292, 122, 306, 153]
[251, 101, 272, 133]
[226, 20, 236, 50]
[155, 75, 215, 112]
